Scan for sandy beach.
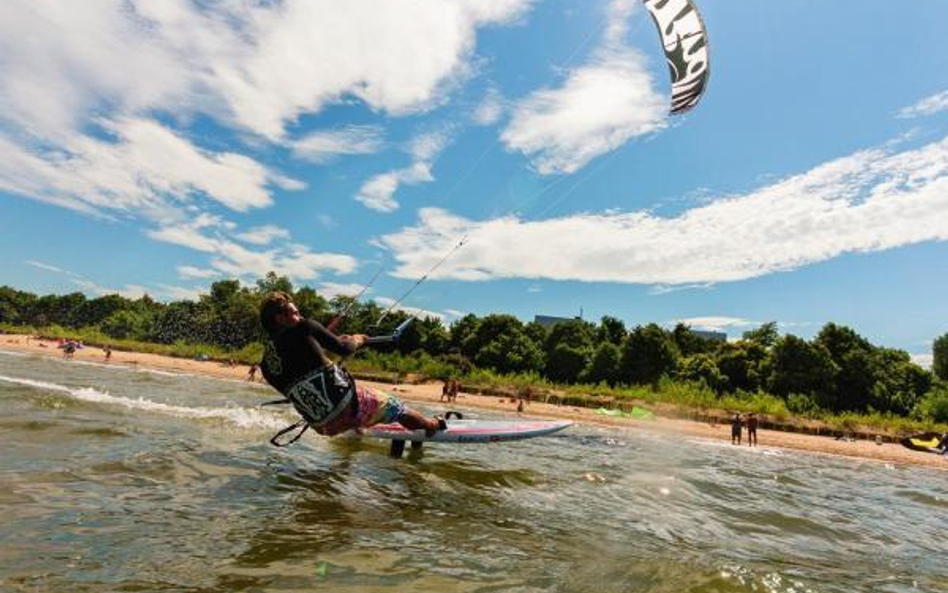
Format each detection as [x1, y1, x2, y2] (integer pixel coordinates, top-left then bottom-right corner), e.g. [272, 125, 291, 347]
[2, 333, 945, 471]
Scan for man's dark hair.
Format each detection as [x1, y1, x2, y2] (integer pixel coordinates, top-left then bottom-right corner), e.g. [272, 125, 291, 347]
[260, 291, 293, 333]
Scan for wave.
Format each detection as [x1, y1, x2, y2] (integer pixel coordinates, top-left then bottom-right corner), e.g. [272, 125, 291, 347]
[0, 374, 286, 430]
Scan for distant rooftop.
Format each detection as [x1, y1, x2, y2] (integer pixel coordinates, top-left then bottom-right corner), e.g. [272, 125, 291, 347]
[691, 329, 727, 342]
[533, 315, 580, 329]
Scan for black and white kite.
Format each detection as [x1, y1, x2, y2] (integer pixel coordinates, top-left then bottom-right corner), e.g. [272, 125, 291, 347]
[642, 0, 710, 114]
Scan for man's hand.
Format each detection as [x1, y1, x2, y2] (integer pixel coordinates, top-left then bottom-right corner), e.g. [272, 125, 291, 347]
[341, 334, 368, 349]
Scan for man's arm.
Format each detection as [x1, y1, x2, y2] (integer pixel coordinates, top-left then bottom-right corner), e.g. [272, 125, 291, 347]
[304, 319, 365, 356]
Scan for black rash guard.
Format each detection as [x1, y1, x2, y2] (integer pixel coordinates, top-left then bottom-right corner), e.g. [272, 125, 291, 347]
[261, 319, 358, 426]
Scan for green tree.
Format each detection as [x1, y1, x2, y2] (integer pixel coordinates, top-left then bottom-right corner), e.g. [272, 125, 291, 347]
[543, 320, 594, 383]
[915, 385, 948, 423]
[294, 287, 330, 323]
[867, 348, 931, 415]
[101, 309, 150, 340]
[596, 316, 627, 346]
[473, 329, 543, 375]
[449, 314, 481, 357]
[766, 335, 837, 408]
[672, 323, 716, 357]
[30, 292, 86, 327]
[0, 286, 36, 324]
[74, 294, 131, 327]
[743, 321, 779, 349]
[545, 343, 590, 383]
[416, 316, 449, 356]
[933, 333, 948, 381]
[585, 342, 621, 386]
[620, 324, 680, 387]
[256, 272, 294, 295]
[677, 353, 725, 392]
[715, 341, 766, 393]
[465, 314, 527, 361]
[814, 322, 872, 361]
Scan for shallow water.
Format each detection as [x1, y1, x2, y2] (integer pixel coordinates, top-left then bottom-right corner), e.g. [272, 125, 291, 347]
[1, 350, 946, 593]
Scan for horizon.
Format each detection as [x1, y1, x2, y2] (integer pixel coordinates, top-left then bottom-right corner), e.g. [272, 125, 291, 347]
[2, 0, 946, 366]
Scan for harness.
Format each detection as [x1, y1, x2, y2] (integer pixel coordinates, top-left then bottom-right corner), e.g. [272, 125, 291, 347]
[263, 364, 357, 447]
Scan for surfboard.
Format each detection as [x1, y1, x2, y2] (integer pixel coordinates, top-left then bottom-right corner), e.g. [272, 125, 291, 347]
[364, 418, 572, 444]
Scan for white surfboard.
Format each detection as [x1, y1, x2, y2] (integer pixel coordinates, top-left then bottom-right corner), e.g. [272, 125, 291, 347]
[364, 418, 572, 444]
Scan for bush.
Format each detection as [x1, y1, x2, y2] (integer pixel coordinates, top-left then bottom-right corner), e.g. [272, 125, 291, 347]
[786, 393, 821, 417]
[916, 387, 948, 424]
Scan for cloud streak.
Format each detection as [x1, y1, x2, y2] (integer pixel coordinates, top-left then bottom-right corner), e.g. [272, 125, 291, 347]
[897, 89, 948, 119]
[291, 126, 385, 163]
[355, 130, 451, 212]
[379, 136, 948, 284]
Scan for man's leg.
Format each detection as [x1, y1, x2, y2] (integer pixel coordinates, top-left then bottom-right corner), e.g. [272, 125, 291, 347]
[397, 408, 444, 435]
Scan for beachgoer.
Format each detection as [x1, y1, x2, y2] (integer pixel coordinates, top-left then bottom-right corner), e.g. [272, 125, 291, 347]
[63, 341, 76, 359]
[247, 363, 258, 382]
[440, 379, 451, 402]
[449, 379, 460, 402]
[104, 345, 112, 361]
[746, 413, 758, 446]
[731, 413, 742, 445]
[258, 291, 445, 442]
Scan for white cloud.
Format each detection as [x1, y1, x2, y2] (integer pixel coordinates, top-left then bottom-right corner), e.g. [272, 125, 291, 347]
[70, 278, 147, 300]
[501, 0, 665, 174]
[177, 265, 218, 280]
[291, 126, 384, 163]
[910, 353, 933, 370]
[0, 119, 296, 220]
[149, 218, 357, 281]
[1, 0, 535, 142]
[674, 316, 757, 331]
[235, 225, 292, 246]
[379, 135, 948, 284]
[155, 283, 204, 302]
[356, 162, 434, 212]
[316, 283, 371, 300]
[473, 87, 505, 125]
[374, 297, 445, 322]
[355, 129, 451, 212]
[897, 89, 948, 119]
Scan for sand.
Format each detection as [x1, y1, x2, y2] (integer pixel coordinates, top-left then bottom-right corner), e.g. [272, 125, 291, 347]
[2, 333, 945, 471]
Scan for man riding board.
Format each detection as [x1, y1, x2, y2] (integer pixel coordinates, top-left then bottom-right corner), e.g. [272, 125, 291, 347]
[258, 291, 445, 444]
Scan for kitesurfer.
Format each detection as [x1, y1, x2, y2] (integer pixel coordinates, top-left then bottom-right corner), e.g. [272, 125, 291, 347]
[258, 291, 445, 443]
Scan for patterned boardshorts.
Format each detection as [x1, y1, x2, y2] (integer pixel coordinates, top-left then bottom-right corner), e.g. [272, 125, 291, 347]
[318, 384, 406, 436]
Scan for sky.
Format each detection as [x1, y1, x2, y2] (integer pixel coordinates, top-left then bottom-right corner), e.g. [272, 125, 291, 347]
[1, 0, 946, 363]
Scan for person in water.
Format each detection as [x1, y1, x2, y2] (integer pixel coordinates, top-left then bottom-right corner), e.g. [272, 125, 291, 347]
[258, 291, 445, 440]
[746, 413, 758, 447]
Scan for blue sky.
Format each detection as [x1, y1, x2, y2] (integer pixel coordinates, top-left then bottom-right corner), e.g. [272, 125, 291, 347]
[1, 0, 946, 363]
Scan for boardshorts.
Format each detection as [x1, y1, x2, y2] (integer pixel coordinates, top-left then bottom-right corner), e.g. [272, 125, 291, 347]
[317, 384, 406, 436]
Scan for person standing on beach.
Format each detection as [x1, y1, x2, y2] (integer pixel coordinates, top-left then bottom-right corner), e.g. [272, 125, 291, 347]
[258, 291, 445, 443]
[247, 363, 259, 382]
[731, 413, 742, 445]
[746, 413, 758, 446]
[104, 345, 112, 361]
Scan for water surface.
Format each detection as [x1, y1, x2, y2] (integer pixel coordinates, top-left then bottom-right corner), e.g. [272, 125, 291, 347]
[1, 350, 945, 592]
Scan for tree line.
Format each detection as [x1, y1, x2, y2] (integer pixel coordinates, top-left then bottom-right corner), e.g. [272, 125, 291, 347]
[2, 273, 947, 423]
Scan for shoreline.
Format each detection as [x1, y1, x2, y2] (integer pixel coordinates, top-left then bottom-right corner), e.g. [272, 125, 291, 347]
[2, 333, 945, 471]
